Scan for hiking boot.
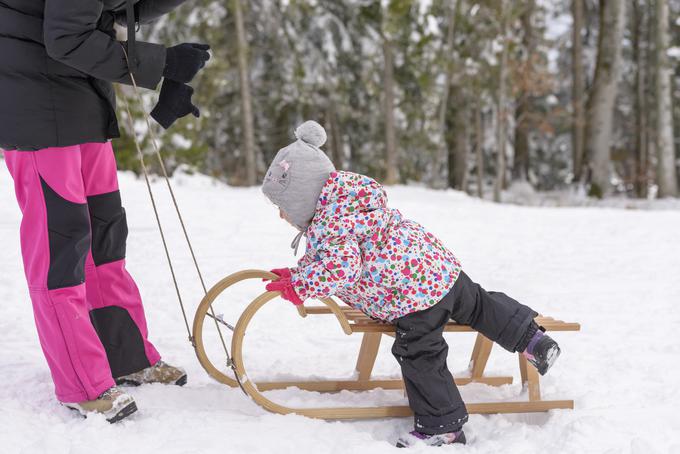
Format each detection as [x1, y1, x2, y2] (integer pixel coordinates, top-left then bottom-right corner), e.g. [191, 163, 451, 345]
[523, 330, 561, 375]
[396, 430, 466, 448]
[115, 360, 187, 387]
[63, 386, 137, 423]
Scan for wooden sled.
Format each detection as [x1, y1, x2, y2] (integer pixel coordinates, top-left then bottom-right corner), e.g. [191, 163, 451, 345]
[192, 270, 581, 419]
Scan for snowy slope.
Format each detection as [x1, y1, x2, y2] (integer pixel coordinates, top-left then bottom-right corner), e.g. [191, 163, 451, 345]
[1, 165, 679, 454]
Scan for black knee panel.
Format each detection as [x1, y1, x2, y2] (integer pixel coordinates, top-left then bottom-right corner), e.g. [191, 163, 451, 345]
[89, 306, 150, 377]
[41, 178, 90, 290]
[87, 190, 128, 266]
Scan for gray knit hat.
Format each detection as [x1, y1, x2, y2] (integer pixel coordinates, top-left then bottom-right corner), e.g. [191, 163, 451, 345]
[262, 121, 336, 232]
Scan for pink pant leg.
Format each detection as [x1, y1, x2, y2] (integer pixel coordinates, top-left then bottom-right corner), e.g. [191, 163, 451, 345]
[4, 147, 115, 403]
[81, 142, 161, 376]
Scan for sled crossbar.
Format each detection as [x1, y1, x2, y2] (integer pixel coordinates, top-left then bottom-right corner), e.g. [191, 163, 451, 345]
[192, 270, 581, 420]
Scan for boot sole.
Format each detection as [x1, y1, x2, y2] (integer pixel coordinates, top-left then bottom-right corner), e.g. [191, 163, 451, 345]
[115, 373, 187, 387]
[107, 401, 138, 424]
[175, 374, 188, 387]
[63, 400, 138, 423]
[395, 431, 466, 448]
[115, 378, 142, 387]
[541, 344, 561, 375]
[529, 344, 561, 376]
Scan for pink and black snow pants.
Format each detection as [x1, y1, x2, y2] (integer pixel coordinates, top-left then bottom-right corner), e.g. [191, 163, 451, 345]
[4, 142, 161, 403]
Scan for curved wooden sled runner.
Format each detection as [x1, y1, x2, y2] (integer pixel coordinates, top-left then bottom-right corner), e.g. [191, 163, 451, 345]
[193, 270, 581, 419]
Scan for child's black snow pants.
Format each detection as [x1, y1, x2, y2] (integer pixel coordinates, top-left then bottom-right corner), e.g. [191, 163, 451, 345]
[391, 271, 538, 435]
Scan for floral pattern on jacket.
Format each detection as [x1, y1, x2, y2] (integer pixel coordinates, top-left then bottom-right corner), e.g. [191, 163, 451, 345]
[290, 171, 462, 322]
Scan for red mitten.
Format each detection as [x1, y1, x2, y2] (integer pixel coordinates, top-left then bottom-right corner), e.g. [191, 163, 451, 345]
[262, 268, 292, 281]
[270, 268, 292, 279]
[265, 278, 304, 306]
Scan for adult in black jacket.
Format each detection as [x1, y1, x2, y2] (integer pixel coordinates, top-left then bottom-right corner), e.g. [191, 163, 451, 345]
[0, 0, 209, 149]
[1, 0, 209, 422]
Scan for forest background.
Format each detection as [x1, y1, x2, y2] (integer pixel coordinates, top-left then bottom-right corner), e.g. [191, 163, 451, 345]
[117, 0, 680, 201]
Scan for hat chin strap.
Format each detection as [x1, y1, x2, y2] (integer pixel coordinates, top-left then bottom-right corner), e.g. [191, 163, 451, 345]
[290, 230, 306, 255]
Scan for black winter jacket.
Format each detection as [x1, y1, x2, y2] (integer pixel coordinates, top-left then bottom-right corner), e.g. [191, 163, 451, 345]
[0, 0, 186, 151]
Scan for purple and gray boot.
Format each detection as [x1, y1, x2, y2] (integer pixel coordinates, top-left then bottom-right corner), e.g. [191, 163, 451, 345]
[522, 328, 561, 375]
[396, 430, 466, 448]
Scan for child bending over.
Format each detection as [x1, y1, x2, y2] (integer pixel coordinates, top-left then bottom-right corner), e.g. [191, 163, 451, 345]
[261, 121, 560, 448]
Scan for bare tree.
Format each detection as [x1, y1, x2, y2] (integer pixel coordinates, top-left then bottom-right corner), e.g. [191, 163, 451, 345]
[632, 0, 649, 197]
[434, 0, 462, 189]
[654, 0, 678, 197]
[571, 0, 586, 182]
[383, 37, 399, 185]
[494, 0, 510, 203]
[475, 97, 484, 198]
[513, 0, 537, 183]
[584, 0, 626, 196]
[448, 86, 469, 190]
[233, 0, 257, 185]
[326, 103, 343, 168]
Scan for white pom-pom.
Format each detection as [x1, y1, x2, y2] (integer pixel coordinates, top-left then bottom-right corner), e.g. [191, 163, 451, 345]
[295, 121, 327, 147]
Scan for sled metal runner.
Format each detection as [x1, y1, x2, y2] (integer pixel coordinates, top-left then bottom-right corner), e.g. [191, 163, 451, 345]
[193, 270, 581, 420]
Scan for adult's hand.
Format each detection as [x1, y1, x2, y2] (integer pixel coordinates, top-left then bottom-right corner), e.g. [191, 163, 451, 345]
[163, 43, 211, 83]
[150, 79, 200, 129]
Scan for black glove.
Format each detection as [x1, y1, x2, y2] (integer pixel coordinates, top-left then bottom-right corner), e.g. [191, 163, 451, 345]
[163, 43, 211, 83]
[151, 79, 200, 129]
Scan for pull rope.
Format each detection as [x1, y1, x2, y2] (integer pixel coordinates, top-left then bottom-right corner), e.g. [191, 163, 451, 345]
[119, 46, 246, 393]
[119, 92, 193, 343]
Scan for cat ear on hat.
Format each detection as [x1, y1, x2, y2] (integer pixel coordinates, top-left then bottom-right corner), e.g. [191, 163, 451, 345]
[262, 155, 292, 197]
[295, 121, 327, 148]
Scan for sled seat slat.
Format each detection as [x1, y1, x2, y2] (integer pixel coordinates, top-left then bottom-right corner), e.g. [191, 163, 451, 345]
[301, 305, 581, 333]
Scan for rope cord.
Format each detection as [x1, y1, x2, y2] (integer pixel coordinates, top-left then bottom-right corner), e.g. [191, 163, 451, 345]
[120, 46, 246, 394]
[119, 94, 193, 342]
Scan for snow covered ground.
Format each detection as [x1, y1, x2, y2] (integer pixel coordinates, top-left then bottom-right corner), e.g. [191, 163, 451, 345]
[1, 164, 679, 454]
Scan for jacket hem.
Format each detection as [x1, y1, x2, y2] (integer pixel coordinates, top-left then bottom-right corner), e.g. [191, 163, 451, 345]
[1, 137, 116, 152]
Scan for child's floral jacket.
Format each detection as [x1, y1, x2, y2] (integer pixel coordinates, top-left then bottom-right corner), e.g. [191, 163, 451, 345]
[290, 171, 462, 321]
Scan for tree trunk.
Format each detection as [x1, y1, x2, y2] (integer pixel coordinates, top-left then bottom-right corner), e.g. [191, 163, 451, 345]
[475, 98, 484, 199]
[435, 0, 461, 189]
[513, 100, 530, 182]
[494, 0, 509, 203]
[383, 38, 399, 184]
[584, 0, 626, 197]
[326, 103, 343, 167]
[513, 0, 536, 183]
[233, 0, 257, 186]
[632, 0, 648, 198]
[571, 0, 586, 182]
[645, 0, 657, 189]
[654, 0, 678, 197]
[454, 124, 469, 191]
[448, 87, 468, 190]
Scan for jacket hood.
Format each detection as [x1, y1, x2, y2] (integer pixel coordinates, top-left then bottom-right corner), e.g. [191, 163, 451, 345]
[311, 171, 387, 234]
